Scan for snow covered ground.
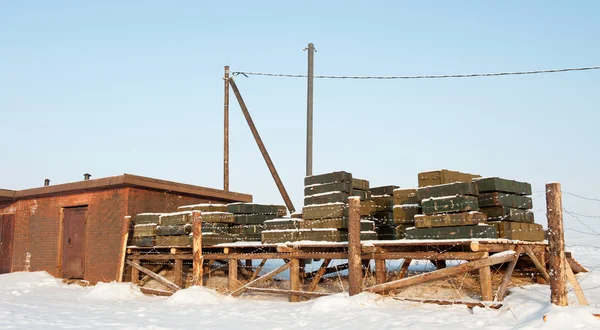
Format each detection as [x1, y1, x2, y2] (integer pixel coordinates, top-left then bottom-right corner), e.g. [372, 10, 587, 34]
[1, 235, 600, 330]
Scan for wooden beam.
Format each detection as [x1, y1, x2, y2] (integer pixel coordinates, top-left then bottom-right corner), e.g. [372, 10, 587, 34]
[127, 260, 180, 292]
[174, 259, 183, 288]
[479, 252, 493, 301]
[375, 259, 387, 294]
[290, 259, 301, 302]
[117, 216, 131, 282]
[249, 259, 267, 282]
[192, 211, 203, 286]
[567, 255, 589, 274]
[308, 259, 331, 292]
[546, 182, 568, 306]
[374, 252, 486, 260]
[246, 287, 330, 298]
[523, 245, 550, 282]
[228, 258, 239, 293]
[566, 262, 589, 306]
[347, 197, 362, 296]
[307, 262, 348, 279]
[393, 297, 502, 309]
[367, 251, 516, 294]
[140, 287, 174, 297]
[495, 246, 523, 302]
[398, 259, 412, 279]
[231, 260, 292, 297]
[131, 260, 140, 285]
[139, 264, 165, 286]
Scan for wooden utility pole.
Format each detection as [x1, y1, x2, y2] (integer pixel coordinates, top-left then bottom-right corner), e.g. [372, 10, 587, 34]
[192, 211, 203, 286]
[224, 66, 230, 191]
[305, 43, 315, 177]
[546, 182, 568, 306]
[348, 197, 362, 296]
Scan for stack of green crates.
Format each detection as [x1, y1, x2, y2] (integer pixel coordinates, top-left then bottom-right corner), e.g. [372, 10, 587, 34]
[405, 182, 496, 240]
[474, 177, 544, 241]
[130, 213, 162, 247]
[178, 203, 236, 244]
[370, 185, 398, 240]
[227, 203, 287, 242]
[392, 188, 421, 239]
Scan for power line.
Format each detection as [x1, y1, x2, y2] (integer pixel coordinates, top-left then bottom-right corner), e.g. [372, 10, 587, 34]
[232, 65, 600, 80]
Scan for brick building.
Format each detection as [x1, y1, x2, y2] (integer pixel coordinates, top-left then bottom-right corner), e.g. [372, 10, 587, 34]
[0, 174, 251, 283]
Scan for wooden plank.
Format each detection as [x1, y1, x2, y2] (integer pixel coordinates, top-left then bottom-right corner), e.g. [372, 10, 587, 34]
[348, 197, 362, 296]
[375, 259, 387, 294]
[308, 259, 331, 292]
[246, 287, 330, 298]
[567, 255, 589, 273]
[117, 216, 131, 282]
[131, 260, 140, 285]
[290, 259, 301, 302]
[495, 246, 523, 302]
[229, 259, 239, 293]
[127, 260, 180, 292]
[174, 259, 183, 288]
[192, 211, 203, 286]
[139, 264, 164, 286]
[523, 246, 550, 282]
[566, 262, 589, 306]
[479, 252, 493, 301]
[398, 259, 411, 279]
[307, 262, 348, 279]
[367, 251, 516, 294]
[249, 259, 267, 282]
[231, 260, 292, 297]
[140, 287, 174, 297]
[393, 297, 502, 309]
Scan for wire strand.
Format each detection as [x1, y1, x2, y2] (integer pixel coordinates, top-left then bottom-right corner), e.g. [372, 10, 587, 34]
[232, 65, 600, 80]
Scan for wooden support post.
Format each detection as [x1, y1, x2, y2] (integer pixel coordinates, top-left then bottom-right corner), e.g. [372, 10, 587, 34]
[398, 259, 412, 279]
[375, 259, 387, 294]
[523, 245, 551, 282]
[231, 260, 292, 297]
[367, 251, 516, 294]
[127, 260, 181, 292]
[174, 259, 183, 288]
[536, 251, 548, 284]
[192, 211, 203, 286]
[117, 216, 131, 282]
[479, 253, 493, 301]
[565, 262, 588, 306]
[348, 197, 362, 296]
[249, 259, 267, 282]
[308, 259, 331, 292]
[546, 182, 568, 306]
[229, 258, 239, 293]
[495, 246, 523, 302]
[290, 259, 301, 302]
[131, 260, 140, 285]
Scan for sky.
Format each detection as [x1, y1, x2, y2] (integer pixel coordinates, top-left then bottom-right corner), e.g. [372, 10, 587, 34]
[1, 1, 599, 232]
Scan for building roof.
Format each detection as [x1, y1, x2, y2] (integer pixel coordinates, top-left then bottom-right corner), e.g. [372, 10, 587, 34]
[2, 174, 252, 203]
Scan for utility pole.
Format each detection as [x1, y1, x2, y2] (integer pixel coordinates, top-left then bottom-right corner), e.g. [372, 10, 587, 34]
[305, 43, 315, 177]
[224, 66, 230, 191]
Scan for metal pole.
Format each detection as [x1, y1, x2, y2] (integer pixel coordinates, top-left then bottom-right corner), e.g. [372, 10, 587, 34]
[305, 43, 315, 177]
[228, 78, 296, 213]
[224, 65, 230, 191]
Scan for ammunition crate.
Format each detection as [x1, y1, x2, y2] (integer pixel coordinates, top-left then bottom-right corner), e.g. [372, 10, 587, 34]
[480, 207, 534, 223]
[177, 204, 228, 212]
[304, 192, 350, 206]
[393, 188, 419, 205]
[233, 214, 278, 225]
[133, 224, 157, 237]
[370, 185, 399, 196]
[303, 203, 347, 220]
[304, 171, 352, 186]
[473, 177, 532, 195]
[129, 236, 156, 247]
[298, 229, 342, 242]
[478, 192, 533, 210]
[351, 178, 370, 191]
[414, 211, 487, 228]
[159, 212, 192, 226]
[156, 224, 192, 236]
[421, 195, 479, 215]
[405, 225, 497, 240]
[418, 169, 481, 187]
[261, 230, 299, 244]
[393, 205, 421, 224]
[201, 212, 236, 223]
[304, 181, 353, 196]
[263, 218, 303, 230]
[133, 213, 162, 225]
[227, 203, 286, 215]
[417, 182, 478, 200]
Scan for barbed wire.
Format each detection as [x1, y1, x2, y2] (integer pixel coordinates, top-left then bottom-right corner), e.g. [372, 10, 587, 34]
[563, 191, 600, 202]
[231, 65, 600, 80]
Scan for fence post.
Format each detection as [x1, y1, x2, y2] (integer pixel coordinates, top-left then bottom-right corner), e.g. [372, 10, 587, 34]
[546, 182, 568, 306]
[192, 211, 203, 286]
[348, 197, 362, 296]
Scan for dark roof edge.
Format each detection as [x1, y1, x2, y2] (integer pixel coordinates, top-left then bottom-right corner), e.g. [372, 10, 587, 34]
[10, 174, 252, 203]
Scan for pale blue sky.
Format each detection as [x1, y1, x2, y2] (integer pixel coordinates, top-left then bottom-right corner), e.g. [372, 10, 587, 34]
[1, 1, 599, 234]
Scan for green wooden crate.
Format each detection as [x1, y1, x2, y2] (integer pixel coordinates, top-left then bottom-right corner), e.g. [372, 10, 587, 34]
[304, 192, 350, 206]
[263, 218, 303, 230]
[417, 182, 478, 200]
[480, 207, 534, 223]
[177, 204, 228, 212]
[202, 232, 238, 245]
[201, 212, 236, 223]
[305, 171, 352, 186]
[159, 212, 192, 226]
[489, 221, 544, 241]
[303, 203, 347, 220]
[156, 224, 192, 236]
[261, 230, 299, 244]
[377, 225, 397, 240]
[234, 214, 278, 225]
[360, 231, 378, 241]
[421, 195, 479, 215]
[478, 192, 532, 210]
[374, 211, 394, 226]
[202, 222, 231, 234]
[352, 178, 370, 191]
[227, 203, 286, 215]
[351, 189, 372, 201]
[234, 233, 262, 242]
[395, 225, 413, 239]
[393, 188, 419, 205]
[133, 224, 157, 237]
[371, 185, 399, 196]
[298, 229, 342, 242]
[393, 205, 421, 224]
[129, 236, 156, 247]
[133, 213, 162, 225]
[228, 224, 263, 235]
[304, 181, 352, 196]
[360, 200, 377, 216]
[299, 217, 375, 231]
[372, 195, 394, 211]
[473, 177, 532, 195]
[155, 235, 191, 247]
[405, 225, 497, 240]
[414, 211, 487, 228]
[418, 169, 481, 187]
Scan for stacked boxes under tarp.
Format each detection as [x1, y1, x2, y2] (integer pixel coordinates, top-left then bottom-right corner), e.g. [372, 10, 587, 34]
[474, 177, 543, 241]
[407, 179, 497, 240]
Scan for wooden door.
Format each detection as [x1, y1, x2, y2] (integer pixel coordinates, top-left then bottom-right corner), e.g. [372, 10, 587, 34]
[0, 214, 15, 274]
[61, 207, 87, 279]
